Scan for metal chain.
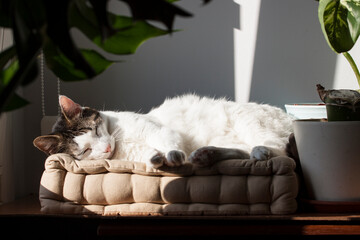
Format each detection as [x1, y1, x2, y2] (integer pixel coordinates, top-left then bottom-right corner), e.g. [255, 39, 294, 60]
[40, 51, 45, 117]
[1, 28, 4, 51]
[40, 51, 61, 117]
[57, 77, 61, 116]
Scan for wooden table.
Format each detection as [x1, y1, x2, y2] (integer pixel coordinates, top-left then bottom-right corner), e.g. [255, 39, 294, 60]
[1, 195, 360, 238]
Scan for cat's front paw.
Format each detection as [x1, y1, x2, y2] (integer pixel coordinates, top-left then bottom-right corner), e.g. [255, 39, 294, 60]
[250, 146, 271, 160]
[165, 150, 186, 167]
[150, 153, 166, 168]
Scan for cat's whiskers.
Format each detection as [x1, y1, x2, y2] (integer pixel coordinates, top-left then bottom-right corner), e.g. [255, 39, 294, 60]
[111, 127, 122, 142]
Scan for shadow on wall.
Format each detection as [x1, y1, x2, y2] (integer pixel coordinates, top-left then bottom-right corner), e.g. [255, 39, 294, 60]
[61, 0, 240, 113]
[249, 0, 337, 107]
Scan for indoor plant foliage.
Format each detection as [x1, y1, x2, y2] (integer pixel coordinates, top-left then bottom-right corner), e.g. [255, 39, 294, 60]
[0, 0, 209, 114]
[317, 0, 360, 121]
[292, 0, 360, 202]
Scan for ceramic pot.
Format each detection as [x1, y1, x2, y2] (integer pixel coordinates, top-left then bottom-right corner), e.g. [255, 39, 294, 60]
[293, 120, 360, 201]
[325, 103, 360, 121]
[285, 103, 326, 120]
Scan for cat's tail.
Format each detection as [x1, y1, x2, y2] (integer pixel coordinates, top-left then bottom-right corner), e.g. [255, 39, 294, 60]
[285, 133, 299, 163]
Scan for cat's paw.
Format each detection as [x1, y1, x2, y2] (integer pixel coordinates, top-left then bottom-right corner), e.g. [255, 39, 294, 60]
[150, 153, 166, 168]
[188, 146, 216, 167]
[250, 146, 271, 160]
[165, 150, 186, 167]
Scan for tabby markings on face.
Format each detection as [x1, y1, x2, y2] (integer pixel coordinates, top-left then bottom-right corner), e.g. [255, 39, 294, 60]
[33, 96, 115, 160]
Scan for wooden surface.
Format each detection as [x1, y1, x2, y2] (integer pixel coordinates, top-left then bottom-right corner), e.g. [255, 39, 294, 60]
[2, 195, 360, 237]
[0, 194, 41, 215]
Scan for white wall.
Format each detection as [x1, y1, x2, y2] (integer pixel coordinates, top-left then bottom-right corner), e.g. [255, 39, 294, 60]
[246, 0, 337, 106]
[9, 0, 358, 198]
[333, 43, 360, 89]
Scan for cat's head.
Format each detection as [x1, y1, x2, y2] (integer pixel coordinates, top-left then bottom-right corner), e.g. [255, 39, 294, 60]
[33, 96, 115, 160]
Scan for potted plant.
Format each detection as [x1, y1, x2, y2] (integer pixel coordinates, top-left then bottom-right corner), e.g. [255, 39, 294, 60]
[294, 0, 360, 203]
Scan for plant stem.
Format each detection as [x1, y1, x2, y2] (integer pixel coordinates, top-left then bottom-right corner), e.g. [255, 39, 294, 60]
[343, 52, 360, 88]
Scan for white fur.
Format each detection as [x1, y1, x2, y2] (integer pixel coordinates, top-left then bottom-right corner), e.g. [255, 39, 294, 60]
[73, 123, 116, 160]
[82, 94, 293, 167]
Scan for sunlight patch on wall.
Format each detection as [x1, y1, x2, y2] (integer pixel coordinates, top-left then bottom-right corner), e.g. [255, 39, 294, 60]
[234, 0, 261, 103]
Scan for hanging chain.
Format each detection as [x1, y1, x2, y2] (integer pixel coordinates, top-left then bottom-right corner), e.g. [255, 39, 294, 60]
[1, 28, 5, 51]
[40, 51, 61, 117]
[40, 51, 45, 117]
[57, 77, 61, 116]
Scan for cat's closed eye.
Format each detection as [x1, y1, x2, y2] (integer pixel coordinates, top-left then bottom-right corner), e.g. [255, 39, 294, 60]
[80, 148, 92, 156]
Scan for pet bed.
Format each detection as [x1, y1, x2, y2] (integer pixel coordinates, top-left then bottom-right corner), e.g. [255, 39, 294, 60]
[39, 153, 298, 216]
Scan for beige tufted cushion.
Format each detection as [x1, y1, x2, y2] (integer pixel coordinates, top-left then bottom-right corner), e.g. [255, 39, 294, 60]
[39, 154, 298, 216]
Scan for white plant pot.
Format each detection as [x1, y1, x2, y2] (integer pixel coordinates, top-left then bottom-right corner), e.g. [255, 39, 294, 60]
[285, 104, 326, 120]
[294, 120, 360, 201]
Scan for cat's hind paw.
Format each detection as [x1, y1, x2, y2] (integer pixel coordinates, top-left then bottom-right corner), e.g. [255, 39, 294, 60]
[250, 146, 271, 160]
[188, 146, 216, 167]
[165, 150, 186, 167]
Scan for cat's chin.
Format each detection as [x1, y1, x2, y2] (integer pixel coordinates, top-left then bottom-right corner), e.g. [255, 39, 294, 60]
[106, 150, 114, 159]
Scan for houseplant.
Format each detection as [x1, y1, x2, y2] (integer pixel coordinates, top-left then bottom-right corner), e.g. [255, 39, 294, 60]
[0, 0, 209, 115]
[294, 0, 360, 203]
[317, 0, 360, 121]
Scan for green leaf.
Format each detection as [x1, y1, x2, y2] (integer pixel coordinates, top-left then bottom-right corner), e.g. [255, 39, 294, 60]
[70, 3, 169, 54]
[0, 60, 19, 86]
[0, 59, 29, 112]
[0, 46, 16, 71]
[120, 0, 192, 32]
[44, 39, 113, 81]
[2, 92, 29, 112]
[96, 18, 169, 54]
[44, 0, 96, 79]
[0, 0, 12, 27]
[88, 0, 115, 40]
[319, 0, 360, 53]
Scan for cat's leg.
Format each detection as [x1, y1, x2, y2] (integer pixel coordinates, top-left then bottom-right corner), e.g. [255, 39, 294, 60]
[132, 147, 186, 168]
[188, 146, 250, 167]
[119, 141, 167, 168]
[144, 125, 187, 167]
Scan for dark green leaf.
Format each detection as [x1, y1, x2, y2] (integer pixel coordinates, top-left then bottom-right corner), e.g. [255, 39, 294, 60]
[13, 3, 41, 65]
[344, 1, 360, 43]
[2, 92, 29, 112]
[12, 3, 41, 86]
[44, 39, 113, 81]
[120, 0, 192, 32]
[70, 3, 169, 54]
[0, 51, 37, 112]
[0, 46, 16, 71]
[88, 0, 116, 40]
[44, 0, 96, 78]
[0, 59, 19, 86]
[319, 0, 360, 53]
[15, 0, 46, 30]
[103, 18, 168, 54]
[0, 0, 12, 27]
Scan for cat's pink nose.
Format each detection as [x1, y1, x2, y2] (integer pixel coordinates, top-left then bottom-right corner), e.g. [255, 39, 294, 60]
[104, 144, 112, 153]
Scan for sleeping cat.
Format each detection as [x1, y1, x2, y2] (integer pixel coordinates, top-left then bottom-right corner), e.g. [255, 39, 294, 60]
[33, 94, 294, 168]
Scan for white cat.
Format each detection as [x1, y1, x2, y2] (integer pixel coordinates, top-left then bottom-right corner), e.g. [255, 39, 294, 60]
[33, 94, 294, 168]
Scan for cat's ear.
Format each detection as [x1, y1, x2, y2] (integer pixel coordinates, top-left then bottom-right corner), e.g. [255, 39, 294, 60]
[33, 135, 61, 155]
[59, 95, 82, 121]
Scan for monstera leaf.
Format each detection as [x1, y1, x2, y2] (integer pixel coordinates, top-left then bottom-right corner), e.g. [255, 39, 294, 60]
[0, 0, 210, 113]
